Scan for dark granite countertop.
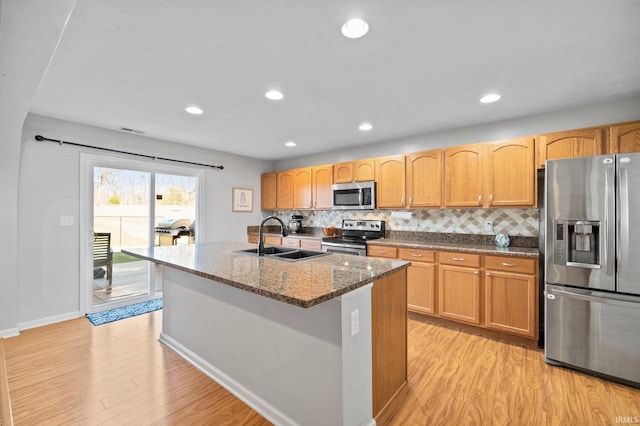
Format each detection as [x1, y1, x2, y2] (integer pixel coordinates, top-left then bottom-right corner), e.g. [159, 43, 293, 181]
[124, 241, 409, 308]
[368, 238, 539, 258]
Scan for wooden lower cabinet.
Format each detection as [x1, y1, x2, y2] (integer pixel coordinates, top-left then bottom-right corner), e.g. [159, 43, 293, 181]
[485, 255, 538, 339]
[248, 234, 322, 251]
[438, 264, 481, 325]
[398, 248, 436, 315]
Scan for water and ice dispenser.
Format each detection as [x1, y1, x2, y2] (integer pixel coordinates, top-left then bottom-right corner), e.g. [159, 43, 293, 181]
[553, 220, 601, 268]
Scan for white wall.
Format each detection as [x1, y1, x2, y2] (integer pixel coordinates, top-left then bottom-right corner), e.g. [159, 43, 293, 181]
[0, 0, 77, 337]
[16, 114, 272, 327]
[274, 94, 640, 170]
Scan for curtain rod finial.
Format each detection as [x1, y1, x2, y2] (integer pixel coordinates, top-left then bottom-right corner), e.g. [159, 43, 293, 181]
[35, 135, 44, 141]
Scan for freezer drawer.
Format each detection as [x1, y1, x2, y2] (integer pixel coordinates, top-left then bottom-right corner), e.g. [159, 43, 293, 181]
[545, 284, 640, 386]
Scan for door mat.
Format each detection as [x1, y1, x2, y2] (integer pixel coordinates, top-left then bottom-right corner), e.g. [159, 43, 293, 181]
[87, 298, 162, 326]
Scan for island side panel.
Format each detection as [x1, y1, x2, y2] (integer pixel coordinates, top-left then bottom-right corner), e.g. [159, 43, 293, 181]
[372, 268, 408, 419]
[160, 266, 374, 426]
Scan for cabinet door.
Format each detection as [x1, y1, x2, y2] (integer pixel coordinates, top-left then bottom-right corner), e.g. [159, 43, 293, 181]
[354, 159, 375, 182]
[312, 165, 333, 209]
[333, 161, 354, 183]
[248, 234, 259, 244]
[407, 261, 437, 315]
[444, 144, 484, 207]
[375, 155, 406, 208]
[406, 149, 442, 208]
[438, 264, 480, 324]
[276, 170, 294, 209]
[610, 121, 640, 154]
[300, 239, 322, 251]
[293, 168, 312, 209]
[485, 270, 537, 338]
[486, 137, 535, 207]
[260, 172, 277, 210]
[537, 128, 605, 168]
[264, 235, 282, 246]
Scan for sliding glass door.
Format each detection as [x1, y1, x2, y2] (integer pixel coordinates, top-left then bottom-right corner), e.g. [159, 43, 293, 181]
[82, 154, 202, 313]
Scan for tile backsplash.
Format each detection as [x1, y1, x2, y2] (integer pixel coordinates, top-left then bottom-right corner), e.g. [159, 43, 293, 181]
[272, 208, 539, 237]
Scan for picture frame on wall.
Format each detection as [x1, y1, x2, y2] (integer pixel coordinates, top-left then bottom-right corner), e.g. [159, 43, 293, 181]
[232, 187, 253, 212]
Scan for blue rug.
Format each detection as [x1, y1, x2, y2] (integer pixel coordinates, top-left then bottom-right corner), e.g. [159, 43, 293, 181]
[87, 298, 163, 326]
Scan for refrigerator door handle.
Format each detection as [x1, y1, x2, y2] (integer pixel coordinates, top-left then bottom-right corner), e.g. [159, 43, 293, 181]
[618, 164, 629, 276]
[549, 288, 640, 310]
[604, 166, 615, 276]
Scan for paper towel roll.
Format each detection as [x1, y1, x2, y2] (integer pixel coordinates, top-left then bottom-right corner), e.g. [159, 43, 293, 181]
[390, 211, 414, 220]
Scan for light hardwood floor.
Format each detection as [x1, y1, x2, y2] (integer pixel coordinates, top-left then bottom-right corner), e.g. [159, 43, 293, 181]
[3, 311, 639, 425]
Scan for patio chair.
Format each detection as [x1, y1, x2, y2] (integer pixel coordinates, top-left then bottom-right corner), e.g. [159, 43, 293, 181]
[93, 232, 113, 288]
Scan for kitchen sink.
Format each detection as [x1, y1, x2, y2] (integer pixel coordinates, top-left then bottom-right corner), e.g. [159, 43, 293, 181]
[233, 247, 329, 261]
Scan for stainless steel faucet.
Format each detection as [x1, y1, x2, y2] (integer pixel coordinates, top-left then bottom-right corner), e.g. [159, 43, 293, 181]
[258, 215, 287, 256]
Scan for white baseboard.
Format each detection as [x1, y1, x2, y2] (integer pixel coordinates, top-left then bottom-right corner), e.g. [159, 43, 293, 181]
[159, 332, 298, 426]
[0, 328, 19, 339]
[17, 311, 82, 332]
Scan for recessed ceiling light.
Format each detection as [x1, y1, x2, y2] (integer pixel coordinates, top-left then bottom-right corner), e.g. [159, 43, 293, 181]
[265, 90, 284, 100]
[185, 106, 203, 115]
[480, 94, 501, 104]
[341, 18, 369, 39]
[359, 122, 373, 131]
[285, 141, 296, 147]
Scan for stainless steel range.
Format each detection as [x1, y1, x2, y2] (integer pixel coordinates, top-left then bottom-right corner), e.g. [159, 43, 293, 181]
[321, 219, 385, 256]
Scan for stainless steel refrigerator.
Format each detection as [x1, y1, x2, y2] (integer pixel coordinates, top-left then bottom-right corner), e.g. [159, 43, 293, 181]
[545, 153, 640, 387]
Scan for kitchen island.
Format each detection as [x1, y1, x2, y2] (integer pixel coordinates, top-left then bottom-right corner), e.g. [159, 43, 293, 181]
[124, 241, 409, 426]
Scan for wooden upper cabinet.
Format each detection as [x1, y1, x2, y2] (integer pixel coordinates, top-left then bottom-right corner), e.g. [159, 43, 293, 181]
[333, 158, 375, 183]
[444, 143, 484, 207]
[486, 137, 536, 207]
[536, 127, 605, 168]
[609, 121, 640, 154]
[333, 161, 354, 184]
[312, 165, 333, 209]
[276, 170, 294, 209]
[375, 155, 406, 208]
[293, 168, 312, 209]
[406, 149, 443, 208]
[260, 172, 277, 210]
[354, 159, 375, 182]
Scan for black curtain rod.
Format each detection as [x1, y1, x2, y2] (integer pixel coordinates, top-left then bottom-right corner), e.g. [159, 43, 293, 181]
[34, 135, 224, 170]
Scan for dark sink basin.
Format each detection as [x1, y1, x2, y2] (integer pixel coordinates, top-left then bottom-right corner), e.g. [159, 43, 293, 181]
[271, 249, 329, 261]
[233, 247, 328, 261]
[234, 247, 296, 255]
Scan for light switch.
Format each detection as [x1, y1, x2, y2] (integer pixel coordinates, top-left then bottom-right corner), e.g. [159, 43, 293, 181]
[60, 215, 75, 226]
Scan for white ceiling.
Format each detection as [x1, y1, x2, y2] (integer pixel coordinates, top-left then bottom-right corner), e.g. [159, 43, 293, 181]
[30, 0, 640, 160]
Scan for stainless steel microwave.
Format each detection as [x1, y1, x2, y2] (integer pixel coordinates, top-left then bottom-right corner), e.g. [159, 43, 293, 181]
[331, 181, 376, 210]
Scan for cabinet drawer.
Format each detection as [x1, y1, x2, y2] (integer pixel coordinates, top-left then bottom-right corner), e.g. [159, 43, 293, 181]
[368, 245, 398, 259]
[485, 256, 536, 274]
[300, 239, 322, 251]
[264, 235, 282, 246]
[438, 251, 480, 268]
[282, 238, 301, 248]
[398, 248, 435, 263]
[248, 234, 259, 244]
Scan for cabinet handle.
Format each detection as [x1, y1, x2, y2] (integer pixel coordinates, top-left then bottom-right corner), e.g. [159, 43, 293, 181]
[474, 271, 479, 275]
[409, 197, 413, 207]
[489, 194, 493, 206]
[502, 262, 517, 267]
[411, 253, 423, 257]
[378, 250, 387, 254]
[478, 194, 482, 205]
[486, 272, 491, 276]
[452, 257, 465, 261]
[401, 197, 405, 207]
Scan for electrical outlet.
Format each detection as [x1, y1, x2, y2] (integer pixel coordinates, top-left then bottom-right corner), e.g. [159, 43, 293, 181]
[485, 221, 494, 232]
[350, 309, 360, 336]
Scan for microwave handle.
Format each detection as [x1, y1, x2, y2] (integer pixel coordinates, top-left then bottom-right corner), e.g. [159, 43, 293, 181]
[358, 189, 363, 206]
